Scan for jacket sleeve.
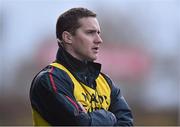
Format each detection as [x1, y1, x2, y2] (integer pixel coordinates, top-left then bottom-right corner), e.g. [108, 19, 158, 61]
[102, 74, 134, 126]
[30, 67, 117, 126]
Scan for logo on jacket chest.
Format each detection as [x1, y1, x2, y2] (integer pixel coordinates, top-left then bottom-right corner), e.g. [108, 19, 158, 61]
[74, 88, 110, 112]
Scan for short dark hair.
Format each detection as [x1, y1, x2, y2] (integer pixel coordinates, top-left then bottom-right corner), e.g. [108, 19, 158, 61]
[56, 7, 96, 41]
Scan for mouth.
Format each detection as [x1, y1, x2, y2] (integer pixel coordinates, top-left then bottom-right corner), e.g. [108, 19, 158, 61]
[92, 47, 99, 53]
[93, 47, 99, 50]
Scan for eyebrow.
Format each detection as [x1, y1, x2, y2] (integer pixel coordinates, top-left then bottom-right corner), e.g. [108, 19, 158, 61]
[86, 29, 101, 34]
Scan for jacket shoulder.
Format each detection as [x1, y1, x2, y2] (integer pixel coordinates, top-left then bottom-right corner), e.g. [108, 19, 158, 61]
[100, 72, 123, 98]
[100, 72, 113, 88]
[30, 65, 74, 94]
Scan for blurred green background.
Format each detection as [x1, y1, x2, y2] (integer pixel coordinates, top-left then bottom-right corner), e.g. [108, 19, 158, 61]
[0, 0, 179, 125]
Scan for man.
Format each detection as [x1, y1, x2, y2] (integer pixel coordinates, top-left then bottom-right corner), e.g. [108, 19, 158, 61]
[30, 7, 133, 126]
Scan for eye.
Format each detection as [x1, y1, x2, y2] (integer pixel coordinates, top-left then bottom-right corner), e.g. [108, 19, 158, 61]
[86, 30, 101, 36]
[86, 30, 96, 34]
[97, 31, 101, 35]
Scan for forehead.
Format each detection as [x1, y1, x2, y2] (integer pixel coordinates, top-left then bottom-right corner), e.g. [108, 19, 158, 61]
[78, 17, 101, 30]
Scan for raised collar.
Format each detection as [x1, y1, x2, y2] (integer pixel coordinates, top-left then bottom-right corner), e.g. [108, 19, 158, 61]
[55, 46, 101, 85]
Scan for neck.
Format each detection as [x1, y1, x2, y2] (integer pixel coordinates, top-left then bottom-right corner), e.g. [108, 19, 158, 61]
[56, 46, 89, 71]
[55, 46, 102, 81]
[64, 46, 93, 63]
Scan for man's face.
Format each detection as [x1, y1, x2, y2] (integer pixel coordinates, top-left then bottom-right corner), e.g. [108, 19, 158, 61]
[70, 17, 103, 61]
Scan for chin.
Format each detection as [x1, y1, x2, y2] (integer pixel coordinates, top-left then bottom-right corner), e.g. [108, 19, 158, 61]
[86, 54, 98, 62]
[89, 57, 97, 62]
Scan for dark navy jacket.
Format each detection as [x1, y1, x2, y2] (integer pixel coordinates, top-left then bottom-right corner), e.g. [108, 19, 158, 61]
[30, 46, 133, 126]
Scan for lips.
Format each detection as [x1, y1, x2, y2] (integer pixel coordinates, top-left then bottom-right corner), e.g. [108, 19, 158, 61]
[92, 47, 99, 53]
[93, 47, 98, 50]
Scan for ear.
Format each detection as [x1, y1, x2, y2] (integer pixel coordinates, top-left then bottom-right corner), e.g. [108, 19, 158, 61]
[62, 31, 73, 44]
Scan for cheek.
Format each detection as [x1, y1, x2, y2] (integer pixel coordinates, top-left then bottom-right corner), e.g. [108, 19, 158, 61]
[75, 36, 92, 48]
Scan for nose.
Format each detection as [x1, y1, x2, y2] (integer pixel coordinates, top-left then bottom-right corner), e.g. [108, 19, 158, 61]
[95, 34, 103, 44]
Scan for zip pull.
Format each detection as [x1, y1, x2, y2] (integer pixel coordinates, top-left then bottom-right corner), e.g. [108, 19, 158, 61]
[84, 76, 87, 81]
